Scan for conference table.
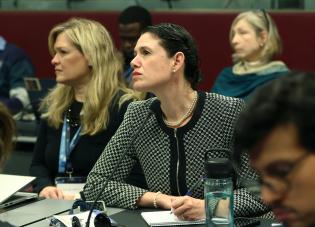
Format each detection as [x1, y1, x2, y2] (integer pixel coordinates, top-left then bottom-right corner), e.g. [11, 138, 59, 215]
[0, 198, 281, 226]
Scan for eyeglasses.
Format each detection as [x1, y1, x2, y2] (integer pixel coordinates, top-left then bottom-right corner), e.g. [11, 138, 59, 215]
[261, 153, 310, 195]
[239, 153, 310, 197]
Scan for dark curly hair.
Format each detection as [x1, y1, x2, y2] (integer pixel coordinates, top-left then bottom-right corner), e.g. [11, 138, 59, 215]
[118, 5, 152, 29]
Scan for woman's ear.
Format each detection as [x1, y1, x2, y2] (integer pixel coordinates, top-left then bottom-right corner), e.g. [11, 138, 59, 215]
[172, 52, 185, 73]
[85, 55, 92, 67]
[259, 31, 268, 47]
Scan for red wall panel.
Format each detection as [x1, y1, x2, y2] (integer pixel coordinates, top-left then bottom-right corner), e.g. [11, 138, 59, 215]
[0, 11, 314, 91]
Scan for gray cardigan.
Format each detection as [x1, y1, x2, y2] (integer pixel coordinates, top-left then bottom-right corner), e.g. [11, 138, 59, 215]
[83, 92, 269, 217]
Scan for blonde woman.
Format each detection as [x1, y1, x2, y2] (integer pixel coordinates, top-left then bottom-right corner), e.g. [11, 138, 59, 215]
[30, 18, 144, 200]
[211, 10, 289, 100]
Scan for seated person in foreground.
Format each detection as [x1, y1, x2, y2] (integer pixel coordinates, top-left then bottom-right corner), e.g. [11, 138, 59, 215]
[0, 36, 35, 114]
[83, 23, 269, 220]
[0, 103, 15, 170]
[30, 18, 143, 200]
[0, 103, 16, 227]
[234, 71, 315, 226]
[211, 10, 289, 100]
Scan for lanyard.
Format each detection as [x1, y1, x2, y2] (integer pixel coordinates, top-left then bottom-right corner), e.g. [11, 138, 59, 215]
[58, 115, 81, 174]
[123, 66, 133, 83]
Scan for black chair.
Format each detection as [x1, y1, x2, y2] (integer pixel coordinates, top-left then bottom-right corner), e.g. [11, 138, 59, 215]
[24, 77, 56, 122]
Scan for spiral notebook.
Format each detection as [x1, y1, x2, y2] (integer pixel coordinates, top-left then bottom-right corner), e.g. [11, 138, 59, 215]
[141, 210, 205, 226]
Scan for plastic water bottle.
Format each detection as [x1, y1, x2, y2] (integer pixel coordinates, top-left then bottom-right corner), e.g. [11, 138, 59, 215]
[204, 158, 234, 227]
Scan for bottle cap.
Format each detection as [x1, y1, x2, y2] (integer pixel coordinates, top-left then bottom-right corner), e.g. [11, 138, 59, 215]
[205, 158, 234, 178]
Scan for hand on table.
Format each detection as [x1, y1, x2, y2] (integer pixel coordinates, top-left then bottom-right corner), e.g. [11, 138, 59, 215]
[171, 196, 205, 221]
[39, 186, 75, 200]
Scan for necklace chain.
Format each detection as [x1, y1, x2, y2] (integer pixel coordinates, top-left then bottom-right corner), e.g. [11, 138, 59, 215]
[66, 106, 81, 127]
[163, 91, 198, 128]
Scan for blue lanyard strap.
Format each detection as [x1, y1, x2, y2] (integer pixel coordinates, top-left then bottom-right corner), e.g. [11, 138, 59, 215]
[58, 115, 82, 173]
[123, 66, 133, 83]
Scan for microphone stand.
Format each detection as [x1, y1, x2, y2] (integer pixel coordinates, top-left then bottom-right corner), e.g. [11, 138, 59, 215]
[85, 109, 153, 227]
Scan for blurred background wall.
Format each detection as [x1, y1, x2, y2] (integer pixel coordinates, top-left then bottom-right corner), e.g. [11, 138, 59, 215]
[1, 0, 314, 91]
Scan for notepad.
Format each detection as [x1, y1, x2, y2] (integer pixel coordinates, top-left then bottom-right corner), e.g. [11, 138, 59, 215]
[141, 210, 205, 226]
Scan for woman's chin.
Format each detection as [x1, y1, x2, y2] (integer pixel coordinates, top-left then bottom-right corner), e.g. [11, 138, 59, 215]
[132, 83, 150, 93]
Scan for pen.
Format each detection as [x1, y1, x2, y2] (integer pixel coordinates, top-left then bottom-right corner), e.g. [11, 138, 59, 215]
[185, 176, 204, 196]
[170, 176, 204, 214]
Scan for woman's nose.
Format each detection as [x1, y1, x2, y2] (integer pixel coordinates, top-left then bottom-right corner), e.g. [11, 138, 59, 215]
[231, 34, 239, 46]
[130, 55, 139, 68]
[51, 54, 58, 65]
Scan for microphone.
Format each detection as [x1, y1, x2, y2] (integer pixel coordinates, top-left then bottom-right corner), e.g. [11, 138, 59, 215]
[85, 108, 154, 227]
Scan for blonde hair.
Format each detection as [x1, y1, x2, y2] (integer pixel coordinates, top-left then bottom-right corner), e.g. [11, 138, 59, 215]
[42, 18, 140, 135]
[0, 103, 15, 168]
[230, 10, 282, 63]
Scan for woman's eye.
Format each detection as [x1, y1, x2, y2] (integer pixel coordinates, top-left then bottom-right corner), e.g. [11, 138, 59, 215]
[55, 48, 68, 55]
[238, 30, 248, 35]
[141, 49, 150, 55]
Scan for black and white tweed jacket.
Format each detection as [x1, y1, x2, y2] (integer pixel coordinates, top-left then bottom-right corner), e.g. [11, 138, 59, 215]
[83, 91, 269, 217]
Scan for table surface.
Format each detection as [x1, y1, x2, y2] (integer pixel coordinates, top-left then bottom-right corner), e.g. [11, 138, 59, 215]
[0, 198, 281, 227]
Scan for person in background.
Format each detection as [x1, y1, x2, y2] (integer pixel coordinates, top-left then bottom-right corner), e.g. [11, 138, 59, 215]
[0, 103, 15, 227]
[234, 72, 315, 226]
[211, 10, 289, 100]
[0, 36, 35, 114]
[118, 5, 152, 85]
[30, 18, 144, 200]
[83, 23, 269, 220]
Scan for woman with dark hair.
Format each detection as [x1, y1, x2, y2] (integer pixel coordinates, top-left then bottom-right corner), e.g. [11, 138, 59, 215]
[83, 23, 268, 220]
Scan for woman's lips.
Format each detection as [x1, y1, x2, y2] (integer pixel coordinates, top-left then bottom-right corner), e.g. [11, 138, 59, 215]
[132, 71, 142, 79]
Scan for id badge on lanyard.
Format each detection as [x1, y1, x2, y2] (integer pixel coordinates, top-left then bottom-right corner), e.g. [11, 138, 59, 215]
[55, 176, 86, 196]
[58, 115, 81, 176]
